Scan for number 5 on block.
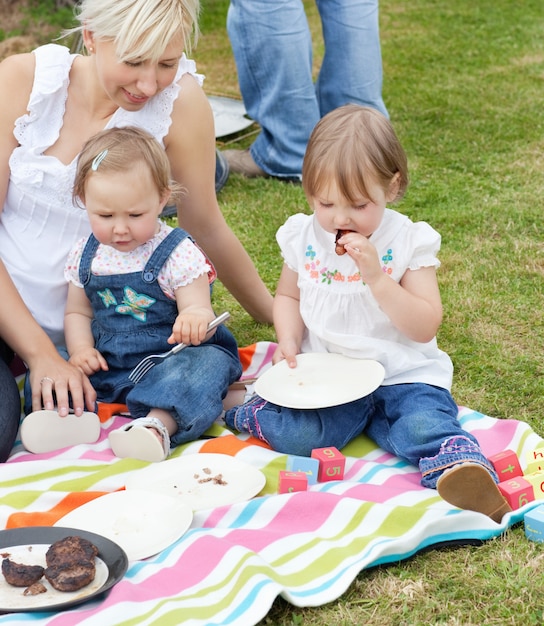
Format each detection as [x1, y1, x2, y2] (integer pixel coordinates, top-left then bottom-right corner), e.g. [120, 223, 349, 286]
[311, 447, 345, 482]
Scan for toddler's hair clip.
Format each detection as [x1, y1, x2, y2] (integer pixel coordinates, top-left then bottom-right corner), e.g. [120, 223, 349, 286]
[91, 149, 108, 171]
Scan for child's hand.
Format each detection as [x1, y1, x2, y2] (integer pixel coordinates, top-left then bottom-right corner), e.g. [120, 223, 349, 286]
[273, 339, 300, 368]
[341, 233, 384, 286]
[69, 348, 109, 376]
[169, 310, 215, 346]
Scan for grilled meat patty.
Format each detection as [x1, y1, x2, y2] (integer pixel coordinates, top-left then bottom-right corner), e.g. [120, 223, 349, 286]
[44, 536, 99, 592]
[2, 558, 45, 587]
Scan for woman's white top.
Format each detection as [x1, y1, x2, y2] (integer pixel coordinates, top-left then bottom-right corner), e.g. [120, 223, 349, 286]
[276, 210, 454, 390]
[0, 44, 201, 347]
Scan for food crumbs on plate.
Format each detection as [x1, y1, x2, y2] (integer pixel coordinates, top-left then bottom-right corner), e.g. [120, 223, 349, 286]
[23, 582, 47, 596]
[193, 469, 228, 486]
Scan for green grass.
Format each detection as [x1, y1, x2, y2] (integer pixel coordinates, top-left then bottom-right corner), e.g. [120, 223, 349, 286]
[9, 0, 544, 623]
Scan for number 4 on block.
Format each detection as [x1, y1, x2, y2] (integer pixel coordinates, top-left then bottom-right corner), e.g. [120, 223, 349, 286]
[311, 447, 346, 482]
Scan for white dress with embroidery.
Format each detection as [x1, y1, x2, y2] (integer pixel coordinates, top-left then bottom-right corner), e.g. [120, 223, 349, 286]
[0, 44, 202, 348]
[276, 210, 454, 389]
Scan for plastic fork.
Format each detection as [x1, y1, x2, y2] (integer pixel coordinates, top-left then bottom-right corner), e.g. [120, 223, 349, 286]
[128, 312, 230, 384]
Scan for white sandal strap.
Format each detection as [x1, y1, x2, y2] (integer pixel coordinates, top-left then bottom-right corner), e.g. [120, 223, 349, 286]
[125, 417, 171, 458]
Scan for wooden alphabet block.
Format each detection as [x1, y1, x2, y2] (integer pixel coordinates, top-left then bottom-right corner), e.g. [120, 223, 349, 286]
[525, 447, 544, 475]
[524, 504, 544, 543]
[523, 471, 544, 501]
[488, 449, 523, 482]
[311, 447, 345, 482]
[278, 470, 308, 494]
[286, 455, 320, 485]
[498, 476, 534, 509]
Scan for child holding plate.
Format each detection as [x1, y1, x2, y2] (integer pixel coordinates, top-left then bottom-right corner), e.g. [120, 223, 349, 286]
[60, 126, 242, 462]
[225, 104, 511, 523]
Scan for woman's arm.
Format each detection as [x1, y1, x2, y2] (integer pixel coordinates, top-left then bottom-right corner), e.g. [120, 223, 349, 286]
[0, 261, 96, 416]
[0, 53, 96, 416]
[165, 74, 273, 324]
[0, 53, 34, 215]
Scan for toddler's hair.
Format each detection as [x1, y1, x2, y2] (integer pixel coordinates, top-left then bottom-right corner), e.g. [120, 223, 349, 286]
[64, 0, 199, 59]
[73, 126, 185, 207]
[302, 104, 409, 205]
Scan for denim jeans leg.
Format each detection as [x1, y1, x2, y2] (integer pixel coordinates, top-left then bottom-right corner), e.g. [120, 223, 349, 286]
[316, 0, 388, 118]
[0, 354, 21, 462]
[227, 0, 320, 177]
[364, 383, 492, 488]
[419, 436, 499, 488]
[225, 394, 374, 456]
[126, 339, 242, 446]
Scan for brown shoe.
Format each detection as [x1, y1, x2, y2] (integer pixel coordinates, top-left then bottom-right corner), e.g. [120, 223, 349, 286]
[223, 149, 268, 178]
[436, 463, 512, 523]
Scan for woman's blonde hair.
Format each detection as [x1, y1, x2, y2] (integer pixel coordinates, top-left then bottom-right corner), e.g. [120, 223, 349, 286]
[73, 126, 185, 207]
[65, 0, 200, 60]
[302, 104, 409, 205]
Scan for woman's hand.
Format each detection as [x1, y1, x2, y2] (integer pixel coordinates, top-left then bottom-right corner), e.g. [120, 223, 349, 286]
[27, 353, 96, 417]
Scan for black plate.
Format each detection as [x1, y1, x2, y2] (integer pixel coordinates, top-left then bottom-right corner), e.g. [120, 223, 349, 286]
[0, 526, 128, 613]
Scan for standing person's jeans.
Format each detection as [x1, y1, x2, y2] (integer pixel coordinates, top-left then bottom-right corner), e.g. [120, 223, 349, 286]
[227, 0, 388, 178]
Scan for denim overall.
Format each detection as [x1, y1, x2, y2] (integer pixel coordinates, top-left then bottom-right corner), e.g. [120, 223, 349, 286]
[80, 229, 242, 446]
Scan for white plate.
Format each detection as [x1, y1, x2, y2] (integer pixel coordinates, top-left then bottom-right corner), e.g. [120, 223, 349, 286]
[124, 453, 266, 511]
[55, 490, 193, 561]
[254, 353, 385, 409]
[208, 95, 254, 138]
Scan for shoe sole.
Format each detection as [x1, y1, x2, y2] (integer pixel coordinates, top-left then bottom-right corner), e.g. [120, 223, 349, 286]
[109, 425, 166, 463]
[436, 463, 512, 523]
[20, 410, 100, 454]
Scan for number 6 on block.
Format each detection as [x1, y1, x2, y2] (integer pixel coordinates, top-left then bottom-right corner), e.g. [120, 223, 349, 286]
[311, 447, 346, 482]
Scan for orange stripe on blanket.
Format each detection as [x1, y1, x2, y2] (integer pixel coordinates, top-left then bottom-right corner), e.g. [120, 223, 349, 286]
[97, 402, 130, 423]
[238, 344, 257, 372]
[6, 490, 117, 529]
[200, 434, 272, 456]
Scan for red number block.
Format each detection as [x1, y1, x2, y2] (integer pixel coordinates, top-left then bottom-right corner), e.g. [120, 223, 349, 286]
[524, 471, 544, 501]
[525, 447, 544, 475]
[278, 470, 308, 494]
[524, 504, 544, 543]
[498, 476, 534, 509]
[311, 447, 345, 482]
[488, 449, 523, 482]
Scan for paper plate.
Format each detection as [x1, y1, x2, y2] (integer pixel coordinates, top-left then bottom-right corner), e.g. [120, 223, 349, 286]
[55, 490, 193, 561]
[254, 352, 385, 409]
[125, 453, 266, 511]
[208, 95, 254, 138]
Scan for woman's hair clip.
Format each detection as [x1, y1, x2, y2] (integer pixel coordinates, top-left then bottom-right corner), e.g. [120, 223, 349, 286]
[91, 149, 108, 171]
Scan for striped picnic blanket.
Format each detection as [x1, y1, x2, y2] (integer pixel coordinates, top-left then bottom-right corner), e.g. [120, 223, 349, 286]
[1, 342, 542, 625]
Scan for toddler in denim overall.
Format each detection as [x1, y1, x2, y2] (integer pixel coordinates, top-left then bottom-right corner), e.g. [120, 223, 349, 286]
[62, 126, 242, 462]
[79, 230, 241, 457]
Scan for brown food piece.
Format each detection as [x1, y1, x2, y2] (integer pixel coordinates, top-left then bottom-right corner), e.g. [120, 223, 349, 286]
[44, 560, 96, 592]
[44, 536, 98, 592]
[2, 558, 45, 587]
[45, 536, 98, 568]
[334, 229, 351, 255]
[23, 581, 47, 596]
